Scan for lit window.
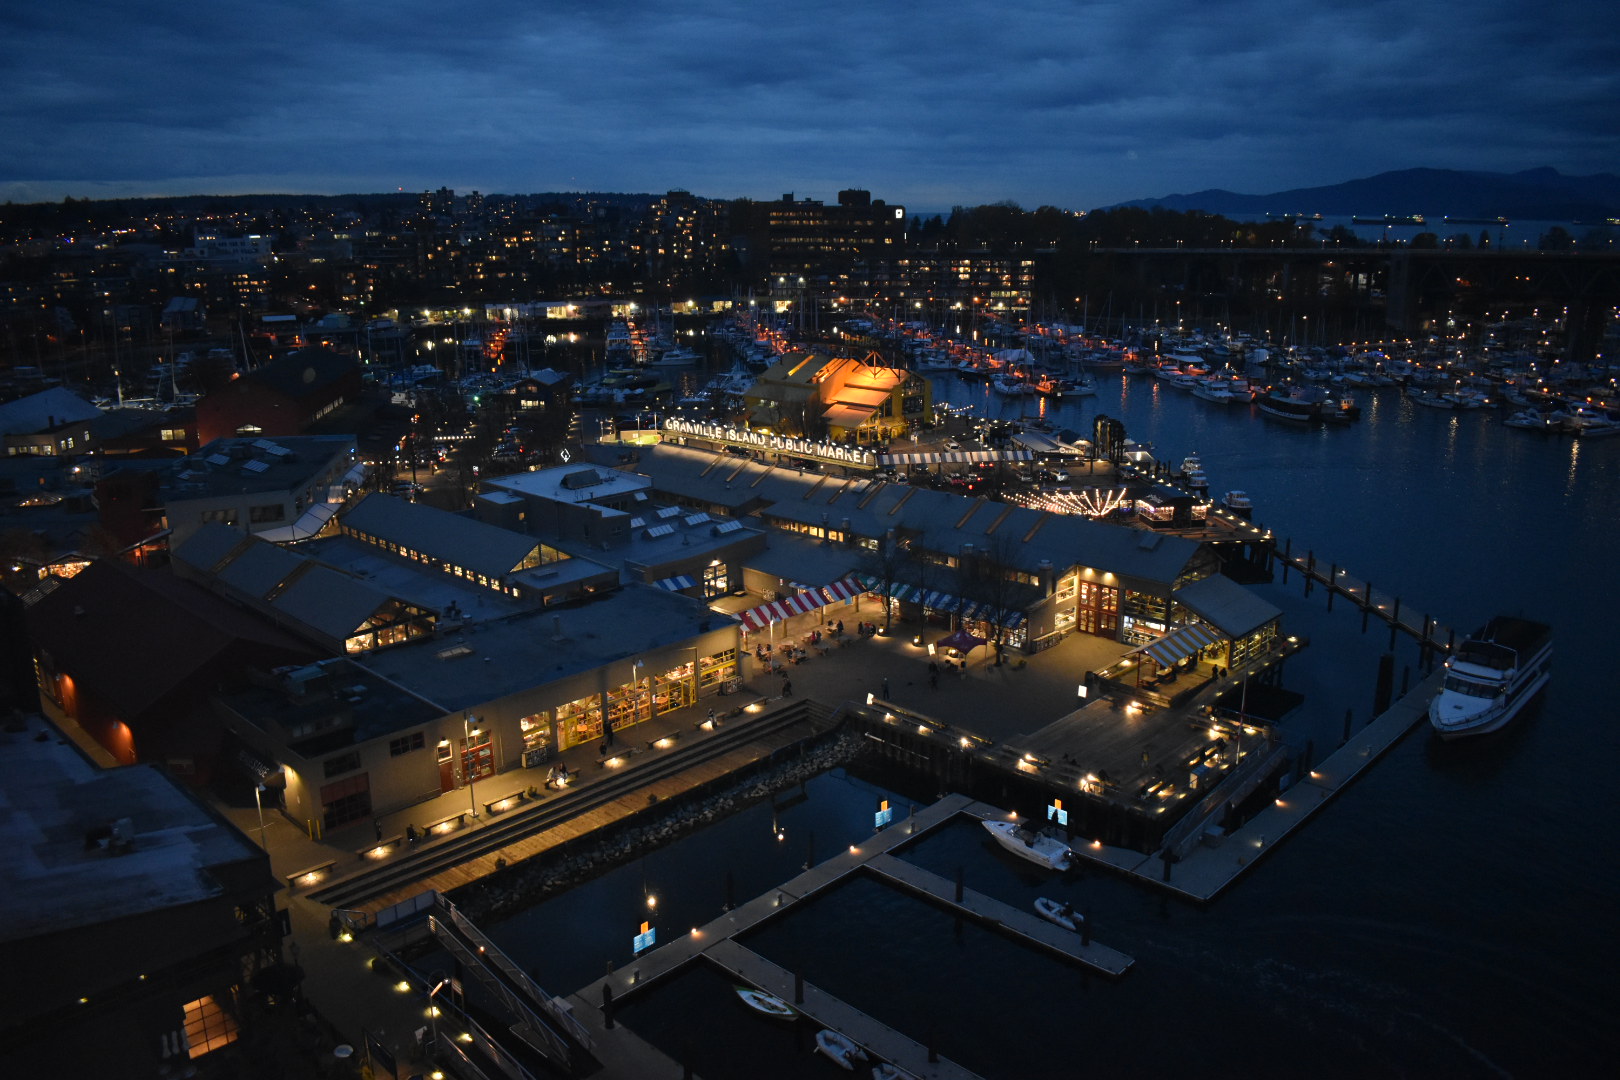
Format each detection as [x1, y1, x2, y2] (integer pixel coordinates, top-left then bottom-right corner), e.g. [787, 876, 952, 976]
[182, 994, 239, 1058]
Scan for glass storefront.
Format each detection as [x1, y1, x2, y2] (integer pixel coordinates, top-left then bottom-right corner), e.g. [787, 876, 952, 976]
[519, 711, 553, 766]
[697, 648, 738, 693]
[558, 694, 604, 751]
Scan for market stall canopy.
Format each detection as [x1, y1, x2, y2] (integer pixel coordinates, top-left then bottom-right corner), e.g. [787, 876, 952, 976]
[937, 627, 986, 652]
[734, 576, 863, 633]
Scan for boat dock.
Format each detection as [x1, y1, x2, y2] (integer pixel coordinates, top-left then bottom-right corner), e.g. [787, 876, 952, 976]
[568, 791, 1133, 1078]
[1273, 538, 1456, 655]
[1064, 669, 1443, 902]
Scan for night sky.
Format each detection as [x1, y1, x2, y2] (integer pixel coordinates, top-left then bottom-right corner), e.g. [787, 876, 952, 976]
[3, 0, 1617, 211]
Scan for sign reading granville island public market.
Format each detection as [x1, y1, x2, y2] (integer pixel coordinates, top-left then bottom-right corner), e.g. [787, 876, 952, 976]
[662, 417, 879, 470]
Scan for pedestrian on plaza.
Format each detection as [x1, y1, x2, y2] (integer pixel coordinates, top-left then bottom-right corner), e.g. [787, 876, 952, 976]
[882, 676, 891, 698]
[930, 669, 939, 690]
[836, 619, 844, 636]
[374, 819, 383, 842]
[707, 707, 717, 726]
[782, 677, 793, 697]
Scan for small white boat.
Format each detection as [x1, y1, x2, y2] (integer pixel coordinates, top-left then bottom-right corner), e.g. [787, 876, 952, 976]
[815, 1029, 870, 1070]
[1503, 410, 1556, 432]
[735, 985, 797, 1019]
[1034, 897, 1084, 932]
[1221, 490, 1253, 518]
[982, 819, 1073, 871]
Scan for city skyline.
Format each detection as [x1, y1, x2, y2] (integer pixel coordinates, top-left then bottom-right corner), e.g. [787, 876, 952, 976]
[3, 0, 1617, 211]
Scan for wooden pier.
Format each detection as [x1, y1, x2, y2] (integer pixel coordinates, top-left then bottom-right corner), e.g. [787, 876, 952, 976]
[1273, 537, 1456, 657]
[569, 792, 1134, 1079]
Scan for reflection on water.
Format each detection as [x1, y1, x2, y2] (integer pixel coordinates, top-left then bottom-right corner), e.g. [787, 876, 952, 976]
[474, 377, 1616, 1075]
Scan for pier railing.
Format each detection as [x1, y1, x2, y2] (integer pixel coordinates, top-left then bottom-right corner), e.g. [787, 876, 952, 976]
[1272, 538, 1455, 657]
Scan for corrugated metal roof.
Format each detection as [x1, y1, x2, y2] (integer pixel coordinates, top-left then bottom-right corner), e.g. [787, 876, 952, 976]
[342, 492, 540, 579]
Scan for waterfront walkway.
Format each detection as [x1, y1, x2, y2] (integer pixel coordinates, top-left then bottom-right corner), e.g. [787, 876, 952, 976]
[1060, 668, 1444, 901]
[569, 791, 1133, 1080]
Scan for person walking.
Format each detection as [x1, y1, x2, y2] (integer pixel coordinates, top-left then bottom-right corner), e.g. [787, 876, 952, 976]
[781, 677, 793, 697]
[882, 675, 891, 698]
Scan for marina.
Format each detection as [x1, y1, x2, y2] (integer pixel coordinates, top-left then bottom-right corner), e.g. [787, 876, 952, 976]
[181, 314, 1614, 1078]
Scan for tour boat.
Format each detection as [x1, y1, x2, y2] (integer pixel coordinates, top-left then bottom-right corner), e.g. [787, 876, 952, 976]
[1221, 490, 1253, 518]
[735, 985, 798, 1019]
[982, 819, 1074, 871]
[1034, 897, 1085, 932]
[815, 1029, 870, 1070]
[1257, 384, 1322, 423]
[1428, 617, 1552, 740]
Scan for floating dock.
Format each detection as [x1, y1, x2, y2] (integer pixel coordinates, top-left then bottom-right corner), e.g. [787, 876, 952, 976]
[568, 792, 1134, 1079]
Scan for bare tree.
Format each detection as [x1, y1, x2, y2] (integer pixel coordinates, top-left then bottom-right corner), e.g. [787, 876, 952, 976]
[858, 527, 916, 633]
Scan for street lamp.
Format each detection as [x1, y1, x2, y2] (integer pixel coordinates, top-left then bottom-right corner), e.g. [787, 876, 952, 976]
[462, 713, 482, 819]
[428, 976, 448, 1051]
[253, 783, 268, 850]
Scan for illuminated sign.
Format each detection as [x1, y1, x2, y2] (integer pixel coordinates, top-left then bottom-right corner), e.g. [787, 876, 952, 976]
[661, 418, 878, 469]
[1047, 799, 1068, 827]
[633, 921, 656, 953]
[874, 799, 893, 829]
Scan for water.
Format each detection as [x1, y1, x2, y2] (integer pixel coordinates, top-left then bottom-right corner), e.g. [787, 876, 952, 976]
[486, 374, 1617, 1076]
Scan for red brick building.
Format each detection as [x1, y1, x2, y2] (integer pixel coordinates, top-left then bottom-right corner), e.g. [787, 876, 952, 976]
[194, 348, 361, 445]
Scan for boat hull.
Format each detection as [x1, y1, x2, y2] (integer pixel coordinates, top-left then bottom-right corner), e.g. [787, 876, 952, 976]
[983, 819, 1073, 871]
[1428, 618, 1552, 740]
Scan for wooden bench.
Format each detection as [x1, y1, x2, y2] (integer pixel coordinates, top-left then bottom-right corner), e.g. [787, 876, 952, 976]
[356, 834, 404, 859]
[423, 811, 468, 836]
[284, 859, 336, 890]
[483, 791, 528, 816]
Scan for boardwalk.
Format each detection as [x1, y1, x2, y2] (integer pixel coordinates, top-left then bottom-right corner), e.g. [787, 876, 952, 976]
[1274, 538, 1457, 654]
[568, 792, 1135, 1079]
[1059, 669, 1444, 902]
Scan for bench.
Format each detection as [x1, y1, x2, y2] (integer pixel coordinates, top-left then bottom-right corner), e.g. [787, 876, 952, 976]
[285, 859, 336, 890]
[483, 791, 528, 816]
[357, 834, 404, 860]
[424, 811, 468, 836]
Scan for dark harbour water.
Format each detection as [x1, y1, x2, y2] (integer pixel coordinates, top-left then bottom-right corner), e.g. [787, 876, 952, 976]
[486, 375, 1618, 1078]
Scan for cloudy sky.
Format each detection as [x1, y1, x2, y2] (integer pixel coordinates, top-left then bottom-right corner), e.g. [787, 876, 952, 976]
[2, 0, 1616, 212]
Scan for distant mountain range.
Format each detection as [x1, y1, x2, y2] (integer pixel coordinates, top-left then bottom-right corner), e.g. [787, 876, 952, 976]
[1113, 167, 1620, 223]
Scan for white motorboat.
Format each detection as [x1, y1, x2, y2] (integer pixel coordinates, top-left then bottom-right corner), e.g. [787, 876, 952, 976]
[1429, 616, 1552, 740]
[982, 819, 1074, 871]
[735, 985, 797, 1019]
[1034, 897, 1084, 932]
[1502, 410, 1557, 432]
[1221, 490, 1253, 518]
[815, 1029, 870, 1070]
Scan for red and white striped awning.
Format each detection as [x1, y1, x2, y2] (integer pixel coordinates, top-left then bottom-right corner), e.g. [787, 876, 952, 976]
[736, 576, 862, 632]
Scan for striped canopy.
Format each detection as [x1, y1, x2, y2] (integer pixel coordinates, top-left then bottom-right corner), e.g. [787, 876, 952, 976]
[735, 576, 862, 633]
[1141, 622, 1223, 667]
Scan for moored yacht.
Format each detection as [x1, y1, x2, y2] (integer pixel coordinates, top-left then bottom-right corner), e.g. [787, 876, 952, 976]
[1428, 617, 1552, 740]
[982, 819, 1074, 871]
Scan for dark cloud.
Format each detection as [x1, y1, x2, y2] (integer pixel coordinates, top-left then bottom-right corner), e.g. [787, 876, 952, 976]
[1, 0, 1615, 208]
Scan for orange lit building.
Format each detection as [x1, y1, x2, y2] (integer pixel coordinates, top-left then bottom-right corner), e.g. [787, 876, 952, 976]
[741, 350, 931, 444]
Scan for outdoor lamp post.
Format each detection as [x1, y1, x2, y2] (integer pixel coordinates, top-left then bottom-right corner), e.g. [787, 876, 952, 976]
[253, 782, 268, 850]
[428, 977, 448, 1050]
[463, 713, 482, 818]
